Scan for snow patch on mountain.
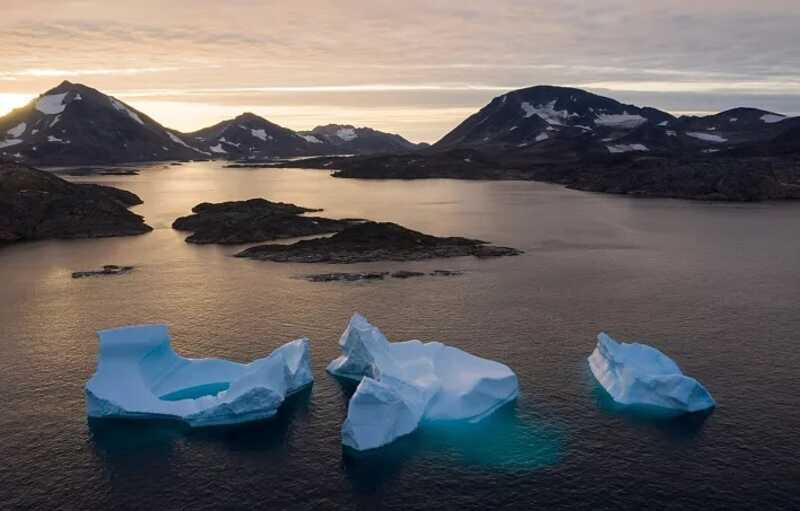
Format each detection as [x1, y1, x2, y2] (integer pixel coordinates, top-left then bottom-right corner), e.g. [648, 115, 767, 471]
[36, 93, 70, 115]
[337, 128, 358, 141]
[595, 113, 647, 128]
[250, 129, 271, 141]
[607, 143, 649, 153]
[535, 132, 549, 142]
[520, 100, 576, 125]
[761, 113, 786, 124]
[7, 123, 27, 138]
[687, 132, 727, 143]
[209, 144, 227, 154]
[0, 139, 23, 149]
[110, 98, 144, 125]
[301, 135, 323, 144]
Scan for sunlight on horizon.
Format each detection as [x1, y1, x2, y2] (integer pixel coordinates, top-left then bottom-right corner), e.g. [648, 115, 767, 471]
[0, 93, 36, 116]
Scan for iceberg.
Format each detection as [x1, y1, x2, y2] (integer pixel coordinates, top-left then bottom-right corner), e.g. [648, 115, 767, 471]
[588, 333, 715, 414]
[85, 324, 313, 427]
[329, 314, 519, 451]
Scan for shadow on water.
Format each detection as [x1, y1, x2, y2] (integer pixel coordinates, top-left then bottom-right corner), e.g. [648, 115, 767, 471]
[88, 385, 313, 461]
[589, 379, 714, 440]
[333, 371, 564, 494]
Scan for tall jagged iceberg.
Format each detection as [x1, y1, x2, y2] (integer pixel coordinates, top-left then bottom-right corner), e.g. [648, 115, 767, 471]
[85, 324, 313, 427]
[328, 314, 519, 451]
[588, 332, 715, 414]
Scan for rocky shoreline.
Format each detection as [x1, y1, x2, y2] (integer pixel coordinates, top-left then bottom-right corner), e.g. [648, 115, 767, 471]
[279, 151, 800, 202]
[0, 162, 151, 243]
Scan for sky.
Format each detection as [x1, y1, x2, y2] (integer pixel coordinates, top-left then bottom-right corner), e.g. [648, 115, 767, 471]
[1, 0, 799, 142]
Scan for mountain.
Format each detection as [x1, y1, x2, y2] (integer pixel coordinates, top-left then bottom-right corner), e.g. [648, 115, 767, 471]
[0, 160, 151, 242]
[433, 85, 799, 157]
[185, 112, 319, 160]
[434, 85, 674, 151]
[0, 81, 207, 165]
[298, 124, 421, 154]
[187, 117, 423, 160]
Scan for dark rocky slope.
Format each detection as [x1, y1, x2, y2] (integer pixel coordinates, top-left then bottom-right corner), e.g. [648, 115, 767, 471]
[0, 81, 206, 165]
[0, 161, 151, 242]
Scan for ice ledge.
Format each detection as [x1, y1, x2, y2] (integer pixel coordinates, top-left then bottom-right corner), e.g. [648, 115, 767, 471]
[85, 324, 313, 427]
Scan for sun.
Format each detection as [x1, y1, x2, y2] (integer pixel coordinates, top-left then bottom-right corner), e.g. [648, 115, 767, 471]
[0, 93, 35, 116]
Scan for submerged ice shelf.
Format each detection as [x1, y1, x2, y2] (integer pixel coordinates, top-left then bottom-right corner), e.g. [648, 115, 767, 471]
[328, 314, 519, 451]
[589, 333, 715, 414]
[85, 325, 313, 427]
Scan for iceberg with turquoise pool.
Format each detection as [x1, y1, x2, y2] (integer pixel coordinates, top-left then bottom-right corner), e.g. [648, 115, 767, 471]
[85, 324, 313, 427]
[328, 313, 519, 451]
[588, 332, 715, 414]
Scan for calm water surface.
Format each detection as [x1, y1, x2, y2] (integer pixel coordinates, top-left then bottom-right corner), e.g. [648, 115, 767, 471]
[1, 162, 799, 510]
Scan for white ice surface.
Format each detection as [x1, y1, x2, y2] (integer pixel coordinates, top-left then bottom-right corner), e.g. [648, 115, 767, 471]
[588, 333, 715, 414]
[85, 325, 313, 427]
[329, 314, 519, 451]
[36, 93, 69, 115]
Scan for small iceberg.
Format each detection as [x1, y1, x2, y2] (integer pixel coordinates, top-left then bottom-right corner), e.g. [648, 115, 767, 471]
[588, 333, 715, 414]
[328, 313, 519, 451]
[85, 324, 313, 427]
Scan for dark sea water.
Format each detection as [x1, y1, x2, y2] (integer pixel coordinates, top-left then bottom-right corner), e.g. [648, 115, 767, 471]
[1, 162, 799, 510]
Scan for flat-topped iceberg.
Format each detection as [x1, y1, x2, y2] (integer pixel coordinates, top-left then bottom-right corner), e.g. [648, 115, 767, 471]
[85, 325, 313, 427]
[328, 314, 519, 451]
[588, 333, 715, 414]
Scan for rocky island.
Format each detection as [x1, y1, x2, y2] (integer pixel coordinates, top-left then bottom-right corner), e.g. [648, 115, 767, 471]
[172, 198, 357, 244]
[235, 221, 522, 263]
[0, 161, 151, 243]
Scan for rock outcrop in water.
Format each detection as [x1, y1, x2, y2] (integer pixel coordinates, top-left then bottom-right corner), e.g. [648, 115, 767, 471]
[72, 265, 135, 278]
[172, 198, 356, 244]
[235, 221, 522, 263]
[0, 161, 151, 243]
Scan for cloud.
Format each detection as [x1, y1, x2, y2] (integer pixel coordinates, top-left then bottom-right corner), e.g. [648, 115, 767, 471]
[0, 0, 798, 141]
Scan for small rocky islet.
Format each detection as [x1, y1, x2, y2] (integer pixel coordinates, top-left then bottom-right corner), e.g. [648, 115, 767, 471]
[72, 265, 135, 278]
[172, 198, 522, 266]
[234, 220, 522, 263]
[171, 198, 357, 244]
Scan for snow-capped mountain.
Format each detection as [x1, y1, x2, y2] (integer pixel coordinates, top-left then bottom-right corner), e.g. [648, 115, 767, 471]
[0, 81, 206, 165]
[434, 85, 674, 150]
[186, 112, 318, 160]
[434, 85, 799, 157]
[298, 124, 421, 154]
